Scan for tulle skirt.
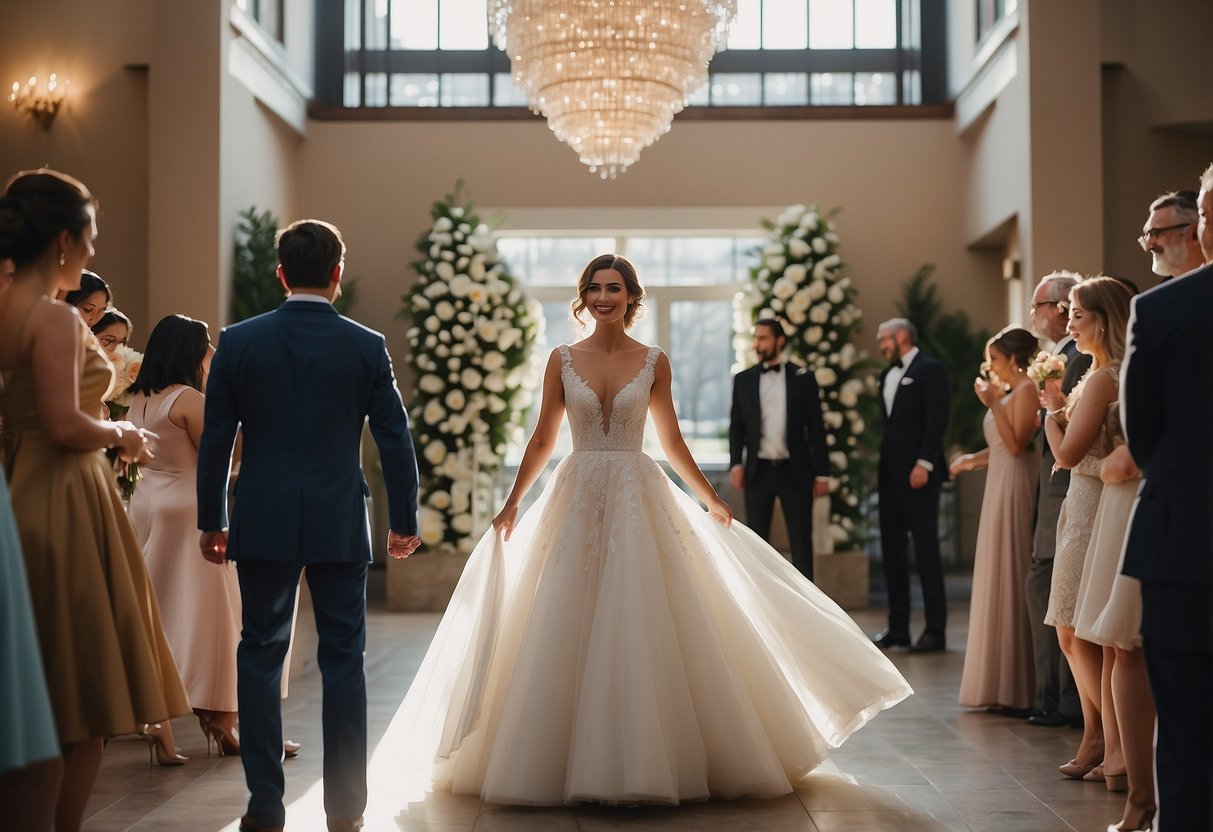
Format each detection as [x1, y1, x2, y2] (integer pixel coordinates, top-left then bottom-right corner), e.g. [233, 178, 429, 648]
[391, 450, 912, 806]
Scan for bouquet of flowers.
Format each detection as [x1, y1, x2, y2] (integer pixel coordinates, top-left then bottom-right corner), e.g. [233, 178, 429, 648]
[105, 344, 144, 417]
[1027, 350, 1066, 385]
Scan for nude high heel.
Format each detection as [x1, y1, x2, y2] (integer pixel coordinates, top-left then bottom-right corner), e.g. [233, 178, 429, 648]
[138, 724, 188, 767]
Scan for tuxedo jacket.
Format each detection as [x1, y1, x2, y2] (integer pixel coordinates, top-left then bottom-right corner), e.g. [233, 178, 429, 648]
[1120, 264, 1212, 589]
[729, 363, 830, 488]
[197, 300, 419, 563]
[878, 350, 949, 486]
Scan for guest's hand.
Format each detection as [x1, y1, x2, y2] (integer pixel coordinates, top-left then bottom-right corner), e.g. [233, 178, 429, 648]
[1039, 378, 1066, 413]
[908, 464, 930, 489]
[200, 530, 228, 564]
[387, 531, 420, 559]
[949, 454, 972, 476]
[973, 377, 999, 407]
[492, 504, 520, 542]
[113, 421, 159, 464]
[1099, 445, 1139, 484]
[705, 494, 733, 528]
[728, 464, 745, 491]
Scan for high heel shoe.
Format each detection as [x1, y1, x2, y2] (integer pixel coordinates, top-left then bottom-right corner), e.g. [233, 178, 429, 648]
[204, 720, 241, 756]
[283, 739, 300, 758]
[138, 724, 188, 767]
[1102, 772, 1128, 792]
[1082, 764, 1105, 782]
[1108, 808, 1155, 831]
[1059, 757, 1102, 779]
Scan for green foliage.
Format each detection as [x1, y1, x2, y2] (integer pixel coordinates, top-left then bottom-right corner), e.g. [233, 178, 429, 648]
[894, 265, 992, 453]
[231, 206, 360, 321]
[402, 181, 544, 554]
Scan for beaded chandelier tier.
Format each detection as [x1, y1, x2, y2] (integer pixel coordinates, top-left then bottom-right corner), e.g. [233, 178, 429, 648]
[491, 0, 736, 179]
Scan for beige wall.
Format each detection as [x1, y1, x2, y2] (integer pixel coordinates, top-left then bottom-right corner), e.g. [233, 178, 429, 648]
[0, 0, 153, 344]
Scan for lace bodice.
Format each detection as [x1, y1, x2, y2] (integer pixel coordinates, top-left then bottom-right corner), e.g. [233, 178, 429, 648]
[558, 344, 661, 452]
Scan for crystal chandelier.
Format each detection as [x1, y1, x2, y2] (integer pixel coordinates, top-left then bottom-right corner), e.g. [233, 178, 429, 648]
[491, 0, 736, 179]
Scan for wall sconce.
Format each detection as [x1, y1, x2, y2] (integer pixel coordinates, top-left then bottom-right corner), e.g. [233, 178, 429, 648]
[10, 74, 68, 129]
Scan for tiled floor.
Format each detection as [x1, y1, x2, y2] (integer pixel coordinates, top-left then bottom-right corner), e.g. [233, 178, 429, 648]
[82, 576, 1131, 831]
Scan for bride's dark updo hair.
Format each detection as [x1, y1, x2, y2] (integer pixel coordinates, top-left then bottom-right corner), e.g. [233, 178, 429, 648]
[572, 254, 645, 330]
[0, 169, 96, 267]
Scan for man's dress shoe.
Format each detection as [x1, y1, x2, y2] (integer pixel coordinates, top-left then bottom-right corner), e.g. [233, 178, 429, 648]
[871, 630, 911, 649]
[239, 816, 284, 832]
[1028, 710, 1072, 727]
[910, 631, 946, 653]
[327, 817, 364, 832]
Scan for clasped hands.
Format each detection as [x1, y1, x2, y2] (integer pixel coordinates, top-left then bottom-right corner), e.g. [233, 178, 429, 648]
[112, 421, 158, 464]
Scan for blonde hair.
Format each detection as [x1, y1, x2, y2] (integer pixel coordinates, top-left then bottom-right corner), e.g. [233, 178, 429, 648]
[1070, 276, 1135, 368]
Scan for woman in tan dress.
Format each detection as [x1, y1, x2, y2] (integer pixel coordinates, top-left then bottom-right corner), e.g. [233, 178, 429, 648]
[0, 170, 189, 829]
[950, 327, 1040, 712]
[128, 314, 244, 754]
[1041, 276, 1134, 784]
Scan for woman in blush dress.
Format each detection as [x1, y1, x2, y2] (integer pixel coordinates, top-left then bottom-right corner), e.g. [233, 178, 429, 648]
[1041, 276, 1135, 784]
[390, 254, 912, 807]
[950, 326, 1041, 714]
[0, 169, 189, 831]
[128, 314, 245, 758]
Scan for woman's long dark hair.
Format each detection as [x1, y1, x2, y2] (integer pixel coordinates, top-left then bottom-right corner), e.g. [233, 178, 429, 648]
[64, 270, 111, 307]
[129, 314, 210, 395]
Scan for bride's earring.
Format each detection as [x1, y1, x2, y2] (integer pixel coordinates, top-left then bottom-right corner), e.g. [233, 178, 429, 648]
[59, 251, 67, 266]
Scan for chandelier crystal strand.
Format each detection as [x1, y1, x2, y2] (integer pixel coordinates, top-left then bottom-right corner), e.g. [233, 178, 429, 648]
[491, 0, 735, 179]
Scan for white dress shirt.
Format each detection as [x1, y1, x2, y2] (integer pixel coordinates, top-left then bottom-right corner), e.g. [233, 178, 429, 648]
[757, 363, 788, 460]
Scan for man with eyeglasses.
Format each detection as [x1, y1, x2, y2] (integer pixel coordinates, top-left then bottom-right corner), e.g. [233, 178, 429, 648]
[1139, 190, 1202, 282]
[1022, 271, 1092, 728]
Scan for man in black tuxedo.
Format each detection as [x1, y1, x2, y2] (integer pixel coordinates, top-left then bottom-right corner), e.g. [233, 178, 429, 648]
[1119, 167, 1212, 831]
[197, 220, 420, 832]
[729, 318, 830, 580]
[871, 318, 950, 653]
[1023, 271, 1090, 728]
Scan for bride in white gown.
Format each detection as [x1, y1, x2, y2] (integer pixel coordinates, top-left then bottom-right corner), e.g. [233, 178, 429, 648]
[393, 254, 912, 806]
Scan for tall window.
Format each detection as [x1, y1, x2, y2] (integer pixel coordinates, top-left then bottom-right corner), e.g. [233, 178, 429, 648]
[315, 0, 946, 111]
[976, 0, 1018, 43]
[496, 233, 763, 463]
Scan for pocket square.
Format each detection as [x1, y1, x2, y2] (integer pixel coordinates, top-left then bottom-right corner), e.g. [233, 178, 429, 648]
[899, 376, 915, 386]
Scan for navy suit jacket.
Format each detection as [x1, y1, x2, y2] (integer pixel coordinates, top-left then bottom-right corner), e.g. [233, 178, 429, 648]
[878, 350, 950, 486]
[196, 299, 419, 563]
[729, 363, 830, 488]
[1120, 265, 1212, 589]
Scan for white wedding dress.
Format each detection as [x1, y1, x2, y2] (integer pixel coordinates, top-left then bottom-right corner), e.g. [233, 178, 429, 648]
[393, 344, 912, 806]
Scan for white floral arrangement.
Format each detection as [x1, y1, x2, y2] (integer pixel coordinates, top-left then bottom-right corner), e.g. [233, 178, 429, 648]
[404, 183, 544, 554]
[1027, 350, 1066, 385]
[106, 344, 143, 411]
[732, 203, 881, 551]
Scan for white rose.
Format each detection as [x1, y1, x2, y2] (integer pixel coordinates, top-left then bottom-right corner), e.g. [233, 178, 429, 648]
[449, 206, 464, 218]
[487, 394, 507, 413]
[418, 508, 445, 547]
[449, 275, 472, 297]
[423, 334, 437, 349]
[839, 389, 858, 408]
[784, 263, 807, 284]
[422, 400, 446, 426]
[822, 254, 841, 269]
[423, 281, 448, 299]
[435, 261, 455, 281]
[807, 279, 827, 301]
[762, 243, 782, 257]
[423, 441, 447, 466]
[809, 304, 830, 324]
[428, 490, 451, 510]
[852, 417, 865, 434]
[839, 344, 856, 370]
[467, 286, 488, 304]
[435, 301, 455, 321]
[776, 203, 806, 227]
[484, 372, 506, 393]
[456, 243, 473, 256]
[825, 411, 844, 429]
[811, 237, 828, 255]
[787, 238, 811, 260]
[765, 255, 786, 272]
[799, 213, 819, 231]
[451, 513, 473, 535]
[498, 328, 522, 351]
[787, 307, 807, 325]
[461, 368, 483, 390]
[418, 374, 444, 394]
[433, 217, 453, 232]
[412, 295, 431, 310]
[815, 367, 838, 387]
[827, 285, 845, 304]
[445, 389, 466, 410]
[807, 326, 823, 343]
[435, 345, 450, 359]
[772, 277, 797, 300]
[829, 451, 849, 472]
[482, 351, 506, 371]
[440, 250, 455, 262]
[515, 389, 534, 409]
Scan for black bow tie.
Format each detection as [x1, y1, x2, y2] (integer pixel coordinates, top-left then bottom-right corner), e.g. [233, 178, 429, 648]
[762, 363, 782, 374]
[891, 358, 903, 370]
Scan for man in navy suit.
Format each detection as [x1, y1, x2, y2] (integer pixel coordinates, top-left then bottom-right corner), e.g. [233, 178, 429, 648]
[1119, 166, 1212, 831]
[729, 318, 831, 580]
[871, 318, 950, 653]
[197, 220, 420, 832]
